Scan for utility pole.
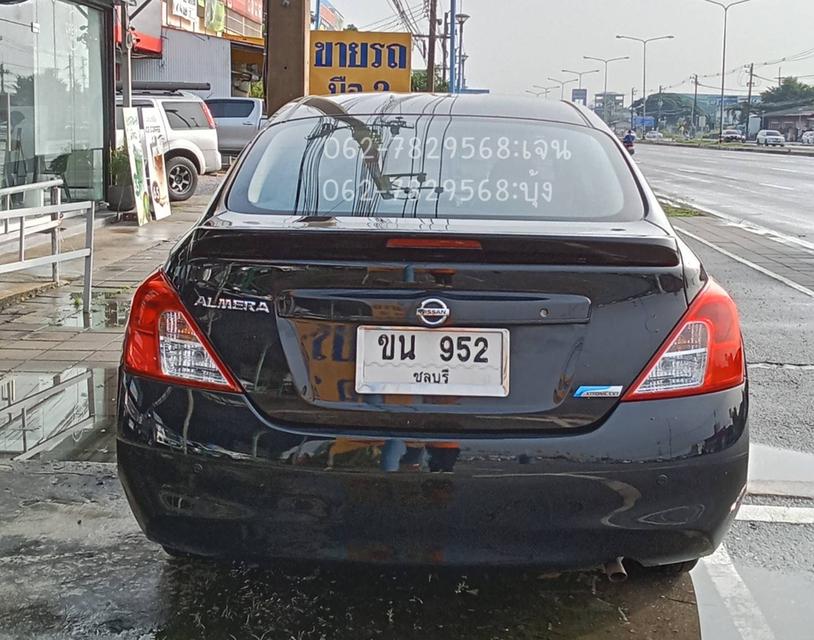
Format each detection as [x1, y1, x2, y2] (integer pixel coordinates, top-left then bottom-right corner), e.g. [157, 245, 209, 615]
[441, 11, 449, 87]
[744, 62, 754, 140]
[630, 87, 637, 130]
[691, 74, 699, 136]
[264, 0, 309, 115]
[426, 0, 437, 92]
[657, 84, 664, 129]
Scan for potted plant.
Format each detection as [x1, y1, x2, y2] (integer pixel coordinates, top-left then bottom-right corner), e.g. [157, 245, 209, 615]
[107, 146, 135, 211]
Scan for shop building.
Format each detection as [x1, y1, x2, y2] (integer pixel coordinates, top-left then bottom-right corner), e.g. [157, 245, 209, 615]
[1, 0, 115, 202]
[125, 0, 265, 98]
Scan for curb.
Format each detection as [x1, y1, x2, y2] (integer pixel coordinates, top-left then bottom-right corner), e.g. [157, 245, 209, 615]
[640, 139, 814, 157]
[654, 190, 814, 254]
[0, 281, 62, 311]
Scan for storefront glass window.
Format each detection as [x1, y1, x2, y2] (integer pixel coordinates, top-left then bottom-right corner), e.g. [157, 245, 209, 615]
[0, 0, 105, 203]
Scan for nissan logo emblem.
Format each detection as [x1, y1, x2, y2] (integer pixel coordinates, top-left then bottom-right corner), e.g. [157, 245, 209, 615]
[416, 298, 450, 327]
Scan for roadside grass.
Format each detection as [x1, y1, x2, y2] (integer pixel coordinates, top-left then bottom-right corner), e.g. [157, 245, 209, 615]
[659, 200, 703, 217]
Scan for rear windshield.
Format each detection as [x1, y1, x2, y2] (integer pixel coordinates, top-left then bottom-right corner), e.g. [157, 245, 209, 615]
[163, 101, 209, 129]
[206, 99, 255, 118]
[765, 130, 782, 136]
[228, 115, 644, 221]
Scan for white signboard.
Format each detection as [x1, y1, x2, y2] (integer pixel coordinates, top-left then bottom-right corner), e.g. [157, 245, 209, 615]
[122, 108, 150, 226]
[142, 108, 171, 220]
[172, 0, 197, 22]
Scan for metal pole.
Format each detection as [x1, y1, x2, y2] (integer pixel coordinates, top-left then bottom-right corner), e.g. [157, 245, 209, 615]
[718, 7, 728, 141]
[441, 11, 448, 87]
[692, 74, 698, 135]
[642, 40, 647, 122]
[602, 63, 609, 120]
[119, 1, 132, 109]
[50, 184, 60, 284]
[426, 0, 437, 92]
[457, 20, 465, 92]
[83, 202, 95, 317]
[449, 0, 456, 94]
[314, 0, 321, 29]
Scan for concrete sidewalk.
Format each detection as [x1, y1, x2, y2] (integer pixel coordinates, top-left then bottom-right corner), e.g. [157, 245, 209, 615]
[0, 194, 208, 374]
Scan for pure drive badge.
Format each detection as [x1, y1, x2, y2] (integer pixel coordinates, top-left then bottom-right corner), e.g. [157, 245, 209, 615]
[573, 385, 624, 398]
[194, 295, 271, 313]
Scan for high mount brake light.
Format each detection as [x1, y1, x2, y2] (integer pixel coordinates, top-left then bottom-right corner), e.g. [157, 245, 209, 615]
[123, 271, 241, 392]
[622, 280, 744, 401]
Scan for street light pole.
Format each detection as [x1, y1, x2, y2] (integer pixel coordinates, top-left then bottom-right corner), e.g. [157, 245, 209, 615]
[547, 76, 578, 100]
[702, 0, 753, 142]
[532, 84, 558, 100]
[449, 0, 456, 94]
[584, 55, 630, 122]
[456, 13, 470, 93]
[616, 34, 674, 126]
[562, 68, 599, 90]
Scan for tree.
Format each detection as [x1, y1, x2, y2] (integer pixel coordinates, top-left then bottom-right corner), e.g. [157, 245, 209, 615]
[760, 77, 814, 107]
[411, 69, 449, 92]
[344, 24, 359, 31]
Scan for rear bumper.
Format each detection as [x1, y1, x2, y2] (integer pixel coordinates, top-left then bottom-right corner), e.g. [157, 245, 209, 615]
[117, 374, 748, 568]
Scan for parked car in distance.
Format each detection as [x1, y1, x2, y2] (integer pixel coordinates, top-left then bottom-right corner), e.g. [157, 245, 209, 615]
[756, 129, 786, 147]
[205, 97, 265, 156]
[118, 94, 748, 578]
[644, 131, 664, 141]
[801, 131, 814, 145]
[720, 129, 745, 143]
[116, 90, 221, 201]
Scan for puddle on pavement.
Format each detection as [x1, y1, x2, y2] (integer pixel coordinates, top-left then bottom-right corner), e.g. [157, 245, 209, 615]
[57, 290, 132, 328]
[0, 367, 117, 463]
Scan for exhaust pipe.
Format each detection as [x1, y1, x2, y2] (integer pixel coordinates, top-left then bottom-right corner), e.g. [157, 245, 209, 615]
[604, 556, 628, 583]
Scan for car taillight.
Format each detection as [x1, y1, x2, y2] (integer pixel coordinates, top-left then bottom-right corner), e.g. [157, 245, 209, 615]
[202, 103, 216, 129]
[622, 280, 744, 401]
[123, 271, 240, 392]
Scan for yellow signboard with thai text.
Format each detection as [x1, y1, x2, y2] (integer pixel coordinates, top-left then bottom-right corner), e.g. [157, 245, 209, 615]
[310, 31, 412, 95]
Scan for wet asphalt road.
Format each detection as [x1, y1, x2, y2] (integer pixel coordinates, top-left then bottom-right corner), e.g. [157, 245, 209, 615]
[0, 462, 700, 640]
[636, 144, 814, 241]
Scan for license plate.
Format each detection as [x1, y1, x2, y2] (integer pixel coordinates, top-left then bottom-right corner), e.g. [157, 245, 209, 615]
[355, 326, 509, 397]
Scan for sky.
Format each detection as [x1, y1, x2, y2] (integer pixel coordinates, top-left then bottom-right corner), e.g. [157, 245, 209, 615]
[328, 0, 814, 98]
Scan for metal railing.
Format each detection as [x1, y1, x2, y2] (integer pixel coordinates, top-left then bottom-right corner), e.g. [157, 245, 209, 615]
[0, 180, 94, 313]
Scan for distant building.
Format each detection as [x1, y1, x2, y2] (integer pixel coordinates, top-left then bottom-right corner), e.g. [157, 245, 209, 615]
[761, 105, 814, 142]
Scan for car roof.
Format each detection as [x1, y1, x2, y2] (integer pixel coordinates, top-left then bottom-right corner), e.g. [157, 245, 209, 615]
[272, 93, 595, 128]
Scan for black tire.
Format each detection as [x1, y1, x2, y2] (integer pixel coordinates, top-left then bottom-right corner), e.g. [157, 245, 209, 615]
[166, 156, 198, 202]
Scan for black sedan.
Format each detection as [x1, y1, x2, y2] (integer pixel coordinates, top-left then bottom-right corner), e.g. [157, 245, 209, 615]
[118, 94, 748, 577]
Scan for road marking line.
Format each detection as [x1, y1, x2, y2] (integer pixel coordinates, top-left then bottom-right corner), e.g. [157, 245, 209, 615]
[702, 545, 776, 640]
[771, 168, 803, 174]
[674, 174, 714, 184]
[737, 504, 814, 524]
[758, 183, 795, 191]
[674, 226, 814, 298]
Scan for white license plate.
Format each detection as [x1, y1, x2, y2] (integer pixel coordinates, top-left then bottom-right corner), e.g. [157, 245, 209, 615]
[355, 326, 509, 397]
